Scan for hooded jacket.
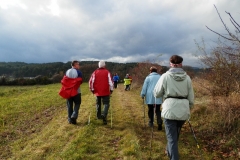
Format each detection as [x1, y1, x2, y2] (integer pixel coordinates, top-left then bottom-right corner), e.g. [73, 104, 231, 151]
[89, 68, 113, 96]
[153, 68, 194, 120]
[141, 72, 162, 104]
[59, 76, 82, 99]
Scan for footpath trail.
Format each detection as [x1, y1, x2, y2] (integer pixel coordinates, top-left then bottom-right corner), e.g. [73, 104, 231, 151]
[9, 83, 203, 160]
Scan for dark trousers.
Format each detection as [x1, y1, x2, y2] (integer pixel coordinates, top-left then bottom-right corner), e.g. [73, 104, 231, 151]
[148, 104, 162, 125]
[96, 96, 110, 118]
[67, 93, 81, 121]
[125, 85, 130, 91]
[164, 119, 185, 160]
[114, 81, 118, 88]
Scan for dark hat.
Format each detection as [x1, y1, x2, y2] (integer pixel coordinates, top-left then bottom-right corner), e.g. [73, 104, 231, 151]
[150, 66, 157, 72]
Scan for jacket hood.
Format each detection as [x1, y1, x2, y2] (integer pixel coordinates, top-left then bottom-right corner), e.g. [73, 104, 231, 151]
[167, 68, 186, 81]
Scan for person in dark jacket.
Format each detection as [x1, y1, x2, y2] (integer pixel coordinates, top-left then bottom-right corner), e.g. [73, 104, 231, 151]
[89, 60, 114, 124]
[60, 60, 83, 125]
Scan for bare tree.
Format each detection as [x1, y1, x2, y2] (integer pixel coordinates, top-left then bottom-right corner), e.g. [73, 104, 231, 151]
[206, 5, 240, 44]
[196, 5, 240, 96]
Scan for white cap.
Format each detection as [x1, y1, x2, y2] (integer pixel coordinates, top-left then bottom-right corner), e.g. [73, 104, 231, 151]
[98, 60, 106, 68]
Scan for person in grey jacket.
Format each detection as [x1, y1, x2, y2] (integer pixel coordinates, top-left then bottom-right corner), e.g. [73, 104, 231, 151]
[153, 55, 194, 160]
[140, 66, 162, 130]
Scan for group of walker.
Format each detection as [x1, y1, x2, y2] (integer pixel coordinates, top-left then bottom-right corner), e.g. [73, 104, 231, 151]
[59, 55, 194, 160]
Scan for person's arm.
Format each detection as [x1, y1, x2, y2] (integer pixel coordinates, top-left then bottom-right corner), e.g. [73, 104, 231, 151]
[187, 77, 194, 108]
[108, 72, 114, 91]
[77, 70, 82, 78]
[140, 78, 148, 98]
[89, 72, 95, 92]
[153, 75, 165, 98]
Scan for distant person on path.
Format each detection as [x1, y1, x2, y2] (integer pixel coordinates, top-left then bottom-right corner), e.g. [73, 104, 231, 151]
[124, 74, 131, 91]
[113, 73, 120, 89]
[59, 60, 83, 125]
[153, 55, 194, 160]
[128, 74, 132, 90]
[141, 66, 163, 130]
[89, 60, 114, 125]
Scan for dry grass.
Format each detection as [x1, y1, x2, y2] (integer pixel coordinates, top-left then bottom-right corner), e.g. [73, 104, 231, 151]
[1, 82, 238, 159]
[192, 78, 240, 159]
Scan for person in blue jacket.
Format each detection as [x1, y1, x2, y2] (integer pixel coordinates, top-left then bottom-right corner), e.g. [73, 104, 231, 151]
[140, 66, 162, 130]
[112, 73, 120, 88]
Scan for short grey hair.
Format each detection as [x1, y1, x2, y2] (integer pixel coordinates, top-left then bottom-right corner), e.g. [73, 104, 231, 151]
[98, 60, 106, 68]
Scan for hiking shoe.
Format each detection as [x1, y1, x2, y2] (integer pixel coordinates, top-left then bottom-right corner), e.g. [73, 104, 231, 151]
[158, 125, 162, 131]
[97, 116, 103, 119]
[148, 123, 153, 127]
[71, 118, 77, 124]
[102, 116, 107, 125]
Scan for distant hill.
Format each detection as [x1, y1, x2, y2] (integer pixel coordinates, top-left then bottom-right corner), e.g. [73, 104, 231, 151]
[0, 61, 202, 82]
[0, 61, 138, 82]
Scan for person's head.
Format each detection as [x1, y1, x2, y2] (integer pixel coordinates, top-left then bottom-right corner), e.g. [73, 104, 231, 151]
[98, 60, 106, 68]
[71, 60, 80, 69]
[150, 66, 157, 73]
[169, 55, 183, 68]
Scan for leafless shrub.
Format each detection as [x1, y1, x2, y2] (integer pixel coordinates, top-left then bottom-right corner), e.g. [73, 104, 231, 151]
[193, 6, 240, 156]
[130, 61, 162, 88]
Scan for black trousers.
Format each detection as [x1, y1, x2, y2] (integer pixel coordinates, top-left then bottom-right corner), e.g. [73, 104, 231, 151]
[114, 81, 118, 88]
[148, 104, 162, 125]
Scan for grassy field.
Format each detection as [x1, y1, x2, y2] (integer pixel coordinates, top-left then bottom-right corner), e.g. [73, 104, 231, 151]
[0, 83, 237, 159]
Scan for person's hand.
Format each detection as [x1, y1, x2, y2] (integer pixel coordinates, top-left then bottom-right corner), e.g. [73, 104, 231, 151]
[110, 90, 113, 94]
[91, 90, 94, 94]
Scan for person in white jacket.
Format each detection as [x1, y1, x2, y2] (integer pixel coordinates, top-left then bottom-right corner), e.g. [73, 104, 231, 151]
[153, 55, 194, 160]
[140, 66, 162, 130]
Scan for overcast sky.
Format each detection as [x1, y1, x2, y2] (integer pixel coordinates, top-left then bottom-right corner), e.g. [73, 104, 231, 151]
[0, 0, 239, 67]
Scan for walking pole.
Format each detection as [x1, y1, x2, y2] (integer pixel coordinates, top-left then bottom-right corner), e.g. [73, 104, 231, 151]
[111, 104, 113, 129]
[88, 111, 91, 125]
[110, 93, 113, 129]
[150, 97, 156, 158]
[149, 106, 155, 158]
[143, 98, 146, 127]
[188, 120, 204, 160]
[88, 94, 94, 125]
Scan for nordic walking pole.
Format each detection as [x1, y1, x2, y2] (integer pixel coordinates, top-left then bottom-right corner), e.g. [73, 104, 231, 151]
[111, 104, 113, 129]
[88, 94, 94, 125]
[149, 106, 154, 158]
[150, 97, 156, 158]
[188, 120, 204, 160]
[88, 111, 91, 125]
[143, 98, 146, 127]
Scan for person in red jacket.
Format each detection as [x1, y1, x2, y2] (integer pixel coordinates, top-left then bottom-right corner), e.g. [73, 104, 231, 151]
[59, 60, 82, 124]
[89, 60, 113, 124]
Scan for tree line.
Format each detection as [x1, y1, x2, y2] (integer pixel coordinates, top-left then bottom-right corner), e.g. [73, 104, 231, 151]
[0, 61, 200, 86]
[0, 61, 137, 85]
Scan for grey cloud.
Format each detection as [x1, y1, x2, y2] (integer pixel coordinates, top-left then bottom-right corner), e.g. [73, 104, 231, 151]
[0, 0, 239, 67]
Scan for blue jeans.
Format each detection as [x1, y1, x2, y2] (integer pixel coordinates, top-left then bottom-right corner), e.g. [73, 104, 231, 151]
[67, 93, 81, 122]
[164, 119, 185, 160]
